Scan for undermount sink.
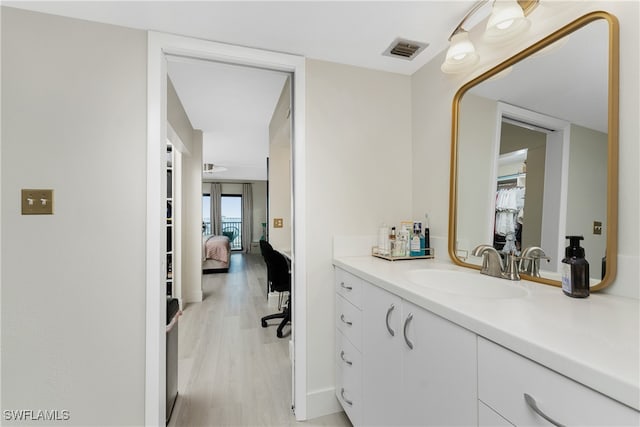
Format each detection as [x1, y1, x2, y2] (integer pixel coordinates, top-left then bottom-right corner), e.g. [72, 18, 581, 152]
[404, 269, 529, 299]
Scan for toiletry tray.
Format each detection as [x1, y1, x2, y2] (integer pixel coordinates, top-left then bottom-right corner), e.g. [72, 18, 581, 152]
[371, 247, 435, 261]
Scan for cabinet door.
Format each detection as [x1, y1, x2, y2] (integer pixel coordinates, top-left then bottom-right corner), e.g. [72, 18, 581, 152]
[402, 300, 478, 426]
[479, 400, 513, 426]
[336, 329, 362, 426]
[362, 282, 403, 426]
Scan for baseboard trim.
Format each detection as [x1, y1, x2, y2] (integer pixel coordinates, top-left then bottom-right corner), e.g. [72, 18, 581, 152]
[305, 387, 342, 420]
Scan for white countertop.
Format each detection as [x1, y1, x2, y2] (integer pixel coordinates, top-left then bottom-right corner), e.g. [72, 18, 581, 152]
[333, 256, 640, 411]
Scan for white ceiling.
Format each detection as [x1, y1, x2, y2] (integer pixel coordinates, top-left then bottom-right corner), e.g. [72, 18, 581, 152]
[469, 18, 608, 134]
[167, 57, 288, 181]
[6, 2, 607, 181]
[6, 1, 476, 181]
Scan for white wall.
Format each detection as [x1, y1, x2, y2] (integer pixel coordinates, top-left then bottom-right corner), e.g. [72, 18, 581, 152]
[182, 131, 204, 303]
[251, 181, 267, 243]
[269, 77, 292, 251]
[456, 93, 497, 253]
[168, 76, 204, 304]
[305, 59, 412, 418]
[1, 7, 146, 424]
[412, 1, 639, 298]
[566, 124, 608, 279]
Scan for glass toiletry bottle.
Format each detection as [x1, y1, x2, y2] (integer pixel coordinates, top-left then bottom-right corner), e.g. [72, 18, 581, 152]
[378, 224, 389, 256]
[561, 235, 590, 298]
[398, 225, 410, 257]
[410, 223, 423, 257]
[389, 227, 399, 257]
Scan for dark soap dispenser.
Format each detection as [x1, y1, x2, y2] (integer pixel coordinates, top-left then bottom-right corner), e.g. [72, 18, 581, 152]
[561, 236, 590, 298]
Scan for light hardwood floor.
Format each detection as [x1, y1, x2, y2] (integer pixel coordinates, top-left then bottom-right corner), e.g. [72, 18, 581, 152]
[168, 252, 352, 427]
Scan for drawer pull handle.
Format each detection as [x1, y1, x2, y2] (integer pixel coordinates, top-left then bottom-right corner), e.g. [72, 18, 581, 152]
[340, 350, 353, 366]
[341, 387, 353, 406]
[385, 304, 396, 336]
[340, 281, 353, 291]
[403, 313, 414, 350]
[524, 393, 565, 427]
[340, 314, 353, 326]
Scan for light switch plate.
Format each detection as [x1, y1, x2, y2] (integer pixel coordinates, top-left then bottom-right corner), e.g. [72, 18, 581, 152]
[274, 218, 283, 228]
[593, 221, 602, 235]
[22, 189, 54, 215]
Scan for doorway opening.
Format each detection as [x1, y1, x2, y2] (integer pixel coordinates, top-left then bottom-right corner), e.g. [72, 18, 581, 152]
[146, 32, 307, 425]
[492, 102, 571, 272]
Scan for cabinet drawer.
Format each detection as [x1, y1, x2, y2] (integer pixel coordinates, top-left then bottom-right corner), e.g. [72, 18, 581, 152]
[335, 268, 363, 309]
[336, 294, 362, 349]
[478, 337, 639, 426]
[335, 329, 362, 425]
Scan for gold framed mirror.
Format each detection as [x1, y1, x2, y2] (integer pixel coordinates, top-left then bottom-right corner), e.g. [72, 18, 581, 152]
[448, 11, 619, 291]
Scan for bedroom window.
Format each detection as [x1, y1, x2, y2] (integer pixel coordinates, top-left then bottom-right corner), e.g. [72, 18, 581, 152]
[221, 195, 242, 251]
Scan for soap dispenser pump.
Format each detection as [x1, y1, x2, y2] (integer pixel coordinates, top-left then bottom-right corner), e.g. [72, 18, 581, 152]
[561, 236, 590, 298]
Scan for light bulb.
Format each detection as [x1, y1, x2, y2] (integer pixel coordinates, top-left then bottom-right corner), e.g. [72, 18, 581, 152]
[484, 0, 530, 43]
[497, 19, 514, 30]
[441, 31, 479, 74]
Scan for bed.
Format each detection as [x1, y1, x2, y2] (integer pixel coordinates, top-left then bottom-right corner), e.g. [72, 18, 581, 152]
[202, 234, 231, 273]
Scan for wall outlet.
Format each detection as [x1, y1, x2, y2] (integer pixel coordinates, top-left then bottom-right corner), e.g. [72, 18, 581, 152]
[22, 189, 54, 215]
[274, 218, 284, 228]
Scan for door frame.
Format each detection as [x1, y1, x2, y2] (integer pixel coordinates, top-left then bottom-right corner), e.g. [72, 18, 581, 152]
[146, 31, 307, 425]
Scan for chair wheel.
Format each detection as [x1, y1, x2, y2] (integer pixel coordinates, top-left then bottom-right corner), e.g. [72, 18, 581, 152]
[261, 319, 267, 327]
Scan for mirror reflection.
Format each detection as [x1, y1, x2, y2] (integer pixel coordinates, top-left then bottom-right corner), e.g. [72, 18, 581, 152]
[451, 14, 617, 289]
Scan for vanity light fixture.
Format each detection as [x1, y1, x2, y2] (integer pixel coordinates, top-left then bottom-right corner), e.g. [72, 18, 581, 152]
[441, 0, 538, 74]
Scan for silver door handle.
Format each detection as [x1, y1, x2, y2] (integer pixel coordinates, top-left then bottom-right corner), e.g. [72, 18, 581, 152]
[403, 313, 414, 350]
[524, 393, 565, 427]
[340, 314, 352, 326]
[340, 350, 353, 366]
[340, 281, 353, 291]
[341, 387, 353, 406]
[385, 304, 396, 336]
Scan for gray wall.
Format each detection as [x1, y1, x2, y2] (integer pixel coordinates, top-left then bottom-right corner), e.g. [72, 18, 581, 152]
[1, 7, 147, 425]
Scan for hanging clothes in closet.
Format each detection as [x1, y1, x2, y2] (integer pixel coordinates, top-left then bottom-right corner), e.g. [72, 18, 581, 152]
[494, 185, 525, 254]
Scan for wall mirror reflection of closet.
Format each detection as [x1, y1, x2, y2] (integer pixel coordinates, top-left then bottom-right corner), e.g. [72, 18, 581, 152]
[494, 119, 547, 255]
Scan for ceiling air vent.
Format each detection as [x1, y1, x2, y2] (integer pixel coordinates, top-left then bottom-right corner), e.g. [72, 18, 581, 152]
[383, 38, 429, 61]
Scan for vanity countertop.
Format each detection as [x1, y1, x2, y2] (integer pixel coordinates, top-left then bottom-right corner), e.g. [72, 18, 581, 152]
[333, 256, 640, 411]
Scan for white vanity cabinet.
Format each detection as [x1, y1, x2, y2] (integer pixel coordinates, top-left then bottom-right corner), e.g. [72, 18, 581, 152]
[334, 258, 640, 426]
[335, 267, 477, 426]
[478, 337, 640, 427]
[334, 268, 364, 425]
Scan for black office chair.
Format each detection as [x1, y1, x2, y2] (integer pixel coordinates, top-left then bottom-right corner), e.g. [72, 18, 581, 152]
[259, 240, 274, 297]
[260, 249, 291, 338]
